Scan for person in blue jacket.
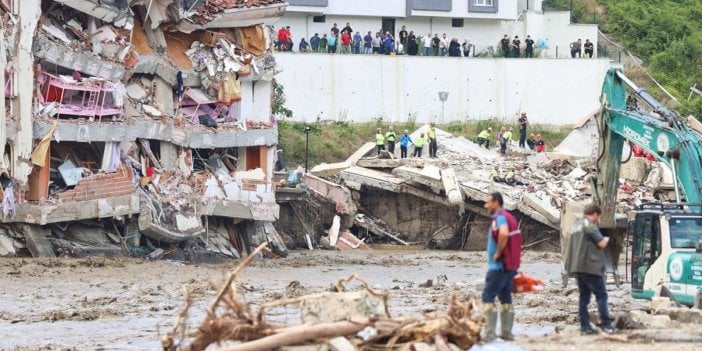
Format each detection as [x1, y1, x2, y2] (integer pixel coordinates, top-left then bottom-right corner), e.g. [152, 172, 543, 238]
[399, 130, 413, 159]
[383, 32, 395, 55]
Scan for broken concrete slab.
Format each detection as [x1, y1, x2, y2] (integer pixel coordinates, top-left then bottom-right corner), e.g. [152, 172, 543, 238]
[392, 166, 443, 193]
[655, 307, 702, 324]
[440, 168, 463, 204]
[53, 0, 133, 28]
[126, 83, 148, 100]
[33, 35, 126, 81]
[627, 310, 672, 329]
[21, 224, 56, 257]
[527, 152, 549, 166]
[345, 142, 376, 164]
[521, 193, 560, 224]
[620, 157, 649, 183]
[299, 290, 386, 324]
[0, 234, 17, 257]
[303, 174, 357, 216]
[310, 162, 351, 177]
[355, 158, 444, 169]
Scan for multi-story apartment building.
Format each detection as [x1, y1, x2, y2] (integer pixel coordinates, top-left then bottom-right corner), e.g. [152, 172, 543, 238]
[281, 0, 597, 57]
[0, 0, 288, 258]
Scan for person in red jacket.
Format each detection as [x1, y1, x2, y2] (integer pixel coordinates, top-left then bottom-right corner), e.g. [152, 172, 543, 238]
[340, 31, 352, 54]
[535, 134, 546, 153]
[277, 26, 287, 51]
[482, 192, 522, 342]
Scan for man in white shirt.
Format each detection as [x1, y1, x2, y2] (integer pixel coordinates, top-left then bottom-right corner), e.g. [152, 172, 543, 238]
[440, 33, 449, 56]
[423, 33, 432, 56]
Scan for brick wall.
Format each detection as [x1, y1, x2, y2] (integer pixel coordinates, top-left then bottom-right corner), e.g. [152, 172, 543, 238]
[56, 166, 136, 203]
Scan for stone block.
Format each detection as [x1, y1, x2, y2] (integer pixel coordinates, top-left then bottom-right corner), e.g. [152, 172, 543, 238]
[299, 291, 386, 325]
[620, 157, 648, 183]
[0, 234, 16, 257]
[21, 224, 56, 257]
[328, 337, 357, 351]
[656, 307, 702, 325]
[627, 310, 671, 329]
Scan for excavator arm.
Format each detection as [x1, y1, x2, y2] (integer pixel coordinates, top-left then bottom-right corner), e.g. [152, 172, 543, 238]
[595, 68, 702, 228]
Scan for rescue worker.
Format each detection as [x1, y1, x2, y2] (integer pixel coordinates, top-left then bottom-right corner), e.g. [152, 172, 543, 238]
[564, 204, 615, 335]
[535, 134, 546, 153]
[527, 133, 536, 151]
[490, 167, 506, 183]
[375, 128, 385, 155]
[482, 192, 522, 342]
[498, 127, 508, 155]
[428, 123, 438, 158]
[478, 128, 492, 149]
[413, 133, 427, 157]
[399, 130, 413, 159]
[518, 112, 529, 148]
[386, 126, 397, 154]
[504, 170, 529, 186]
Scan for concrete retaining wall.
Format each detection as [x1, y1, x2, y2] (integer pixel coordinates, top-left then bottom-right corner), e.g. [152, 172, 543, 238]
[275, 53, 612, 125]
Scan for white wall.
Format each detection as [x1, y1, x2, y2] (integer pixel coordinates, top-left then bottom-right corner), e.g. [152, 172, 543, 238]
[412, 0, 519, 20]
[274, 53, 613, 125]
[287, 0, 406, 17]
[240, 80, 272, 122]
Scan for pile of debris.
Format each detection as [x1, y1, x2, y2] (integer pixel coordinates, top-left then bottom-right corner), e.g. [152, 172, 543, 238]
[279, 120, 668, 251]
[163, 244, 484, 351]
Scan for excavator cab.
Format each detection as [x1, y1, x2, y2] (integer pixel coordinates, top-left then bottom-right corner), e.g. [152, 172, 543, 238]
[629, 204, 702, 304]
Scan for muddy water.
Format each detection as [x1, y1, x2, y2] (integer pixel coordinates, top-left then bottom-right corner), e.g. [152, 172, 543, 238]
[0, 250, 698, 351]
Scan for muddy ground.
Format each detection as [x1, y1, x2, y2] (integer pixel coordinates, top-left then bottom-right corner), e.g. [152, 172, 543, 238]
[0, 250, 700, 351]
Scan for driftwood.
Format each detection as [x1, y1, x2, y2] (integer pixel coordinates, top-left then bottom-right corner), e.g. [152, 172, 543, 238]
[163, 243, 484, 351]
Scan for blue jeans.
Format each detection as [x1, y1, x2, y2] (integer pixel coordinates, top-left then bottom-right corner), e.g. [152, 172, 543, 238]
[352, 45, 360, 54]
[577, 274, 612, 329]
[364, 47, 372, 54]
[482, 270, 517, 304]
[423, 47, 430, 56]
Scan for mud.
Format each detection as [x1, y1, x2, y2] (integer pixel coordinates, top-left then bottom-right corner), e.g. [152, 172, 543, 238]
[0, 250, 699, 350]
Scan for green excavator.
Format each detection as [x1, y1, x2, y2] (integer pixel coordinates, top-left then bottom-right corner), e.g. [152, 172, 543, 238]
[592, 68, 702, 306]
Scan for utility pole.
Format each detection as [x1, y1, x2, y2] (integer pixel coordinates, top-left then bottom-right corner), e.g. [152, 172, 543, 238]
[304, 125, 311, 173]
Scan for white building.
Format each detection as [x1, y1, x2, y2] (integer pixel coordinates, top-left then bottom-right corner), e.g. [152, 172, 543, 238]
[281, 0, 597, 58]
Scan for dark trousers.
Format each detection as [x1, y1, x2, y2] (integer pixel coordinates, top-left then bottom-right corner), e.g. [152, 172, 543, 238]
[585, 49, 593, 58]
[503, 48, 510, 57]
[513, 49, 520, 58]
[525, 48, 533, 58]
[571, 49, 581, 58]
[377, 145, 385, 155]
[519, 128, 527, 148]
[413, 147, 423, 157]
[428, 138, 437, 158]
[478, 137, 490, 149]
[577, 274, 612, 330]
[387, 140, 395, 154]
[400, 145, 408, 158]
[482, 269, 517, 304]
[500, 141, 507, 155]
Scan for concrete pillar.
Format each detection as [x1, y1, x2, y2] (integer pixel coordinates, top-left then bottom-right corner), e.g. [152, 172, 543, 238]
[237, 146, 247, 172]
[0, 17, 6, 163]
[153, 77, 174, 116]
[160, 142, 178, 170]
[15, 0, 41, 184]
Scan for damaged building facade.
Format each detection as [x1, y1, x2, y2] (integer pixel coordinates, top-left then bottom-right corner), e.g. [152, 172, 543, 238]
[0, 0, 288, 258]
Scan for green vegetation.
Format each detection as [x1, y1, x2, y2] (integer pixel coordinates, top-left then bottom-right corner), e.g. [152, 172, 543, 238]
[545, 0, 702, 118]
[279, 120, 571, 167]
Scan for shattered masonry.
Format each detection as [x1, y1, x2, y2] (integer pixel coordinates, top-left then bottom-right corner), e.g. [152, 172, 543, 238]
[0, 0, 289, 259]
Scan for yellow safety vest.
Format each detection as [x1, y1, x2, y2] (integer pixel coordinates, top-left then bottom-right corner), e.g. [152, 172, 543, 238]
[376, 133, 385, 145]
[478, 130, 490, 139]
[415, 137, 426, 147]
[506, 171, 514, 180]
[504, 131, 513, 140]
[386, 132, 396, 142]
[427, 128, 437, 139]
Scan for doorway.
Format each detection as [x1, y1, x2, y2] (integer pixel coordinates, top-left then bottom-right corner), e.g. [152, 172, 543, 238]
[381, 17, 396, 36]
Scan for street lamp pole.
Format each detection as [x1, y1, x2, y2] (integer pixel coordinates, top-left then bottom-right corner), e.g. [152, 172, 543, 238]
[304, 126, 311, 173]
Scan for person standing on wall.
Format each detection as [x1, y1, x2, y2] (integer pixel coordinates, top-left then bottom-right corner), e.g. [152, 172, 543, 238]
[431, 34, 441, 56]
[428, 123, 438, 158]
[375, 128, 385, 155]
[584, 39, 594, 58]
[400, 130, 413, 159]
[570, 39, 582, 58]
[462, 38, 473, 57]
[407, 31, 418, 56]
[319, 34, 328, 53]
[310, 33, 320, 53]
[328, 33, 338, 54]
[340, 31, 352, 54]
[352, 31, 362, 54]
[481, 192, 522, 342]
[500, 35, 511, 58]
[518, 112, 529, 148]
[413, 133, 427, 157]
[512, 35, 521, 58]
[423, 33, 432, 56]
[399, 25, 408, 55]
[564, 204, 615, 335]
[330, 23, 340, 36]
[386, 126, 397, 154]
[372, 32, 381, 54]
[363, 31, 373, 54]
[524, 35, 535, 58]
[440, 33, 449, 56]
[342, 22, 353, 36]
[383, 32, 395, 55]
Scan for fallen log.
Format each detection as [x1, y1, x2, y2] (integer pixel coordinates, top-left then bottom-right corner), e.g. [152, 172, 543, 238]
[219, 319, 371, 351]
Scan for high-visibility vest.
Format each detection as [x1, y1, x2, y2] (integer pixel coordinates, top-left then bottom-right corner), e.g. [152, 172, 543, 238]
[504, 131, 513, 140]
[478, 130, 490, 139]
[386, 132, 396, 142]
[506, 171, 515, 180]
[376, 133, 385, 145]
[414, 137, 426, 147]
[427, 128, 437, 139]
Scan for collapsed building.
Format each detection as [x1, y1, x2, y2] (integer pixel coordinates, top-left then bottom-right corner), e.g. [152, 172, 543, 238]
[276, 120, 676, 257]
[0, 0, 289, 259]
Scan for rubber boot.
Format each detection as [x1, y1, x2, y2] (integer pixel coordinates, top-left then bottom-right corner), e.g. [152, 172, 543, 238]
[482, 303, 498, 342]
[500, 304, 515, 341]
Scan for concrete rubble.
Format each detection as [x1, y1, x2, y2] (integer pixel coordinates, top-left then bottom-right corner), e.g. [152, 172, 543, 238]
[0, 0, 289, 260]
[279, 120, 669, 251]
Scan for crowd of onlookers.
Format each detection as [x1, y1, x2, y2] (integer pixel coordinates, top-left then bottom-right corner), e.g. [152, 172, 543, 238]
[275, 23, 595, 58]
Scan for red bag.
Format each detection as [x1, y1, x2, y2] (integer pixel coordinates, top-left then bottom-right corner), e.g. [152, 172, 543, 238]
[513, 272, 545, 293]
